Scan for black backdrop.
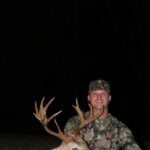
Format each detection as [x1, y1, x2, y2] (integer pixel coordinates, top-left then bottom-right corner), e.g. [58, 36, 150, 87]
[1, 0, 150, 148]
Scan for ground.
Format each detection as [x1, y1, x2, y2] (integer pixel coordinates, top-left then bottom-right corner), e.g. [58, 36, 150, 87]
[0, 134, 149, 150]
[0, 134, 61, 150]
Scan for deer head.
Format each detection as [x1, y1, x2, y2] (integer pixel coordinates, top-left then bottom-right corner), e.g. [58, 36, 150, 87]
[33, 97, 104, 150]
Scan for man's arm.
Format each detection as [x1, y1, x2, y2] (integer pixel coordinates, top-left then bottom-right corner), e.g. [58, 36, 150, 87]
[119, 126, 142, 150]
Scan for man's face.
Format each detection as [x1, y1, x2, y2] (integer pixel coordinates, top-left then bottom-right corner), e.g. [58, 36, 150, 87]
[87, 90, 111, 111]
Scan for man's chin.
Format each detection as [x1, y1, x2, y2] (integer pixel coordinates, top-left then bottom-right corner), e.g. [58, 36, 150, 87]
[95, 105, 104, 111]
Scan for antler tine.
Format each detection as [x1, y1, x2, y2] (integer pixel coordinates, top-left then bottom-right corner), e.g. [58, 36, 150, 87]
[43, 111, 67, 137]
[54, 119, 62, 133]
[33, 101, 38, 119]
[88, 103, 93, 118]
[47, 110, 62, 123]
[33, 97, 55, 124]
[44, 119, 71, 144]
[44, 97, 55, 111]
[39, 97, 55, 115]
[39, 96, 45, 111]
[84, 103, 104, 126]
[72, 98, 85, 124]
[33, 100, 43, 122]
[72, 98, 104, 130]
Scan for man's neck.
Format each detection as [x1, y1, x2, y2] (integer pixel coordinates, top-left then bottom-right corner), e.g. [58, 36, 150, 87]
[93, 108, 109, 120]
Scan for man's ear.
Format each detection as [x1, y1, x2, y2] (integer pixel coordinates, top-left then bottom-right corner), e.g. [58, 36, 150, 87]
[108, 95, 111, 102]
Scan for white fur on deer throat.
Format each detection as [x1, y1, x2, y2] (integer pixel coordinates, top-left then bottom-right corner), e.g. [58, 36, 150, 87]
[51, 140, 89, 150]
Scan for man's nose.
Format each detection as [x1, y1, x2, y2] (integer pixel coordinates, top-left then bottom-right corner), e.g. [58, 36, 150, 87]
[97, 95, 102, 99]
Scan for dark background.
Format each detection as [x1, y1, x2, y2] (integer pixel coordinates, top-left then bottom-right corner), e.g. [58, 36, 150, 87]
[1, 0, 150, 149]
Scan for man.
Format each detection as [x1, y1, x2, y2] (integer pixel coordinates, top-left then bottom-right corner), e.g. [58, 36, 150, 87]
[64, 79, 141, 150]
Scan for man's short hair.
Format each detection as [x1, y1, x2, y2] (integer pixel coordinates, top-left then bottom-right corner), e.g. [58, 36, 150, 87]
[88, 79, 110, 94]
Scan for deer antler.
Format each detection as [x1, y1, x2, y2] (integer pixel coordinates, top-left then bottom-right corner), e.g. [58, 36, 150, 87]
[72, 98, 104, 130]
[33, 97, 103, 144]
[33, 97, 70, 143]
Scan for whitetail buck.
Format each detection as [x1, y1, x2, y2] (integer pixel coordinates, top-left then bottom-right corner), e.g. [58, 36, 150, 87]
[33, 97, 104, 150]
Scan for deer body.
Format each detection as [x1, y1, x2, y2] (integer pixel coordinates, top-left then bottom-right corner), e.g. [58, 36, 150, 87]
[33, 97, 103, 150]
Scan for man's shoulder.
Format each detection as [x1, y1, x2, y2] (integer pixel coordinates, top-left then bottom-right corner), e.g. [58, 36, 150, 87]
[64, 115, 80, 132]
[109, 114, 128, 128]
[67, 115, 80, 123]
[109, 114, 135, 138]
[69, 115, 79, 120]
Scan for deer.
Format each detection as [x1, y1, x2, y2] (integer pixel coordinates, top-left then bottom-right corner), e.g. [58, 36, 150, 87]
[33, 97, 104, 150]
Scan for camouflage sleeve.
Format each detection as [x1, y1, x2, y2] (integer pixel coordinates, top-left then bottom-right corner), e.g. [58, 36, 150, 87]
[119, 126, 141, 150]
[64, 116, 80, 133]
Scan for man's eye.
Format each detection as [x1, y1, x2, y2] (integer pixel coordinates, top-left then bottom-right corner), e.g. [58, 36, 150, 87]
[92, 94, 97, 97]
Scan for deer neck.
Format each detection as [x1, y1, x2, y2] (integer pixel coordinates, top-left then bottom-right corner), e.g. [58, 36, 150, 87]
[51, 138, 89, 150]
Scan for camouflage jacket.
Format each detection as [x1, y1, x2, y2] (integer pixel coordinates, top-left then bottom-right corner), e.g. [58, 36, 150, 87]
[64, 112, 141, 150]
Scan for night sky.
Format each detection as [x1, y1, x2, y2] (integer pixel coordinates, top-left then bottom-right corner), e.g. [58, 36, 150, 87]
[1, 0, 150, 147]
